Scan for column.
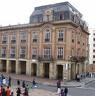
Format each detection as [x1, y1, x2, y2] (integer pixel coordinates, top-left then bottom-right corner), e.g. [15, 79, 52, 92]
[26, 60, 31, 75]
[37, 62, 40, 77]
[39, 62, 44, 77]
[6, 60, 10, 73]
[16, 60, 20, 74]
[49, 63, 56, 79]
[0, 60, 2, 71]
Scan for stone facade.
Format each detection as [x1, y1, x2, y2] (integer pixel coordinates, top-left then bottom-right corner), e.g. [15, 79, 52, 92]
[0, 2, 89, 81]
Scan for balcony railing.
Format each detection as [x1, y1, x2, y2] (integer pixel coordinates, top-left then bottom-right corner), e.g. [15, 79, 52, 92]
[32, 55, 37, 59]
[32, 39, 37, 43]
[2, 41, 7, 44]
[11, 40, 16, 44]
[57, 55, 63, 60]
[1, 54, 6, 58]
[21, 40, 26, 43]
[38, 56, 54, 62]
[20, 54, 25, 58]
[10, 54, 15, 58]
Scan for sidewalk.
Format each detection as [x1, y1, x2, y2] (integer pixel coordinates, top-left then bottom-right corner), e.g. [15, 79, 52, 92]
[0, 72, 95, 88]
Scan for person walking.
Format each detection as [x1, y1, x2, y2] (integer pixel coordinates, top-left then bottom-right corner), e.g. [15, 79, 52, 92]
[17, 80, 20, 86]
[8, 76, 11, 87]
[60, 89, 64, 96]
[23, 88, 29, 96]
[6, 86, 11, 96]
[22, 81, 25, 88]
[2, 88, 6, 96]
[16, 87, 21, 96]
[64, 87, 68, 96]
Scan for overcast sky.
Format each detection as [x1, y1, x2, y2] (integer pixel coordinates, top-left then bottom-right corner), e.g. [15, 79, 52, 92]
[0, 0, 94, 28]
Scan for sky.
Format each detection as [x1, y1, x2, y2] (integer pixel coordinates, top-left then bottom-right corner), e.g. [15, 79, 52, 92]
[0, 0, 94, 28]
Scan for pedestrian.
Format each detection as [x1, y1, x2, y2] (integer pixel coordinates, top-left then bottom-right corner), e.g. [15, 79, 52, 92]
[57, 80, 61, 89]
[17, 80, 20, 86]
[0, 86, 3, 96]
[16, 87, 21, 96]
[32, 79, 37, 88]
[64, 87, 68, 96]
[23, 88, 29, 96]
[8, 76, 11, 87]
[2, 88, 6, 96]
[22, 81, 25, 88]
[60, 89, 64, 96]
[10, 91, 14, 96]
[6, 86, 11, 96]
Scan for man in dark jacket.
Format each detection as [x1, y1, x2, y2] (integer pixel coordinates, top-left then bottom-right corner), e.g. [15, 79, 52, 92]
[64, 87, 68, 96]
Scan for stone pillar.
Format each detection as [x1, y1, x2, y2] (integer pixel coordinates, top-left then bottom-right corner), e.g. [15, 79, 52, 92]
[6, 60, 10, 73]
[39, 62, 44, 77]
[26, 60, 31, 75]
[37, 62, 40, 77]
[0, 60, 2, 71]
[16, 60, 20, 74]
[49, 63, 56, 79]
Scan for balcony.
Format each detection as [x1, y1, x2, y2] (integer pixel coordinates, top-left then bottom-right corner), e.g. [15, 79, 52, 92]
[21, 40, 26, 43]
[45, 39, 50, 42]
[20, 54, 25, 58]
[58, 38, 63, 42]
[1, 54, 6, 58]
[2, 41, 7, 44]
[32, 55, 37, 59]
[32, 39, 37, 43]
[11, 40, 16, 44]
[57, 55, 63, 60]
[10, 54, 15, 58]
[38, 55, 54, 62]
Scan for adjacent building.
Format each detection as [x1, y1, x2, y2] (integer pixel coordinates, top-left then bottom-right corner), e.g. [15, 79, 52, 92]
[0, 2, 89, 80]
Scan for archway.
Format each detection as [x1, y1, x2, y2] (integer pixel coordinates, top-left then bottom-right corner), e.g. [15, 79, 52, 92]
[43, 63, 49, 78]
[31, 63, 37, 76]
[1, 60, 6, 72]
[57, 65, 63, 80]
[19, 61, 26, 74]
[10, 60, 16, 73]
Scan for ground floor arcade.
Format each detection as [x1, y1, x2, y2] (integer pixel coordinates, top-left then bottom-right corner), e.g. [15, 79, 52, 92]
[0, 59, 86, 81]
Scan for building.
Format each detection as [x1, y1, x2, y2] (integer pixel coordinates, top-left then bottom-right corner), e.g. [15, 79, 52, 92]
[0, 2, 89, 80]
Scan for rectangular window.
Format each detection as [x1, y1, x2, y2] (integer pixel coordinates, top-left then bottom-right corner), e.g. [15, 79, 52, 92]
[93, 38, 95, 41]
[93, 61, 95, 63]
[32, 48, 37, 59]
[10, 47, 15, 58]
[93, 55, 95, 58]
[93, 50, 95, 52]
[32, 32, 38, 43]
[1, 47, 6, 57]
[20, 32, 27, 43]
[43, 47, 51, 59]
[20, 46, 26, 58]
[44, 29, 50, 42]
[57, 29, 64, 42]
[2, 34, 8, 44]
[93, 44, 95, 47]
[11, 33, 16, 43]
[57, 47, 63, 59]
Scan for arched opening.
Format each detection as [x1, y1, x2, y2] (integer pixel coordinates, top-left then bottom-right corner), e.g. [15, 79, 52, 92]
[57, 65, 63, 80]
[10, 60, 16, 73]
[19, 61, 26, 74]
[31, 63, 37, 76]
[43, 63, 49, 78]
[1, 60, 6, 72]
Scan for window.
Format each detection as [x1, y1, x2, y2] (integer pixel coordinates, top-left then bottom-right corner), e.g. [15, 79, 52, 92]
[93, 55, 95, 58]
[1, 47, 6, 57]
[93, 61, 95, 63]
[20, 46, 26, 58]
[11, 33, 16, 43]
[93, 38, 95, 41]
[43, 47, 51, 59]
[32, 48, 37, 59]
[72, 31, 75, 43]
[44, 29, 50, 42]
[2, 34, 8, 44]
[93, 50, 95, 52]
[93, 44, 95, 47]
[32, 32, 38, 43]
[20, 32, 27, 43]
[57, 47, 63, 59]
[57, 29, 64, 42]
[10, 47, 15, 58]
[71, 48, 74, 56]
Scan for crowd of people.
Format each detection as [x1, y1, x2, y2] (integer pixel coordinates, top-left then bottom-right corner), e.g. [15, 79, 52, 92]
[0, 74, 29, 96]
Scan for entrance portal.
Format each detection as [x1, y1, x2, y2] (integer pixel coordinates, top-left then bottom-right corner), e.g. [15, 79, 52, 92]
[1, 60, 6, 72]
[43, 63, 49, 78]
[57, 65, 63, 80]
[32, 63, 37, 76]
[10, 60, 16, 73]
[19, 61, 26, 74]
